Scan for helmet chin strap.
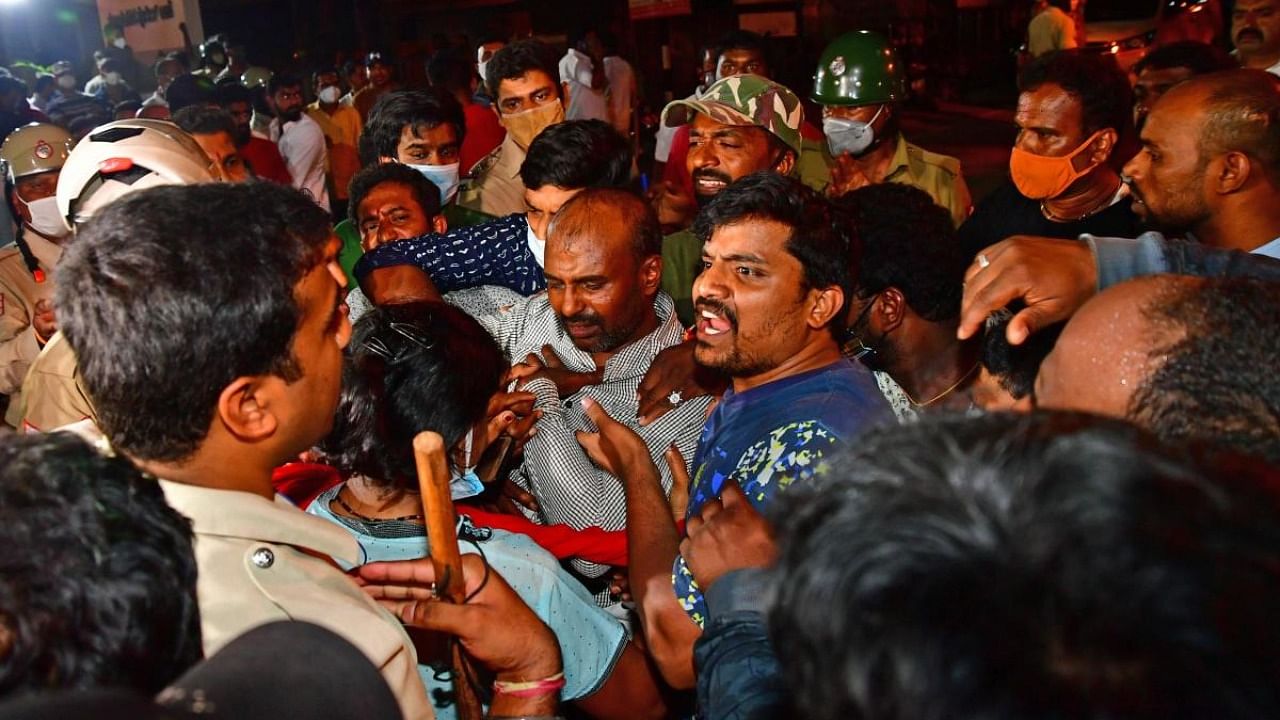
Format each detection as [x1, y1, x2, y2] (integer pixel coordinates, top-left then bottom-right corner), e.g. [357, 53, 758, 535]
[4, 181, 44, 282]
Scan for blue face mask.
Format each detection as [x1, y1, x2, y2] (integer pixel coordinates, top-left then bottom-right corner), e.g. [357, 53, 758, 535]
[406, 161, 460, 206]
[448, 428, 485, 500]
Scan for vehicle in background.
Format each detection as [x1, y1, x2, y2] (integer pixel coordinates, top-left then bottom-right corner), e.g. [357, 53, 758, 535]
[1083, 0, 1225, 70]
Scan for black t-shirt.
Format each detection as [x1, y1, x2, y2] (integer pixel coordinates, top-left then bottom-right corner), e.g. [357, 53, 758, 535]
[958, 179, 1145, 258]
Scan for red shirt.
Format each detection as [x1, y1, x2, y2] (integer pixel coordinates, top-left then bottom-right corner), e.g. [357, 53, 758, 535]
[241, 136, 293, 185]
[461, 101, 506, 176]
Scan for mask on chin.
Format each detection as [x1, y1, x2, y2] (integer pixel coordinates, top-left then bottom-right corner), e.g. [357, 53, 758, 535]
[500, 100, 564, 151]
[20, 195, 71, 240]
[1008, 129, 1106, 200]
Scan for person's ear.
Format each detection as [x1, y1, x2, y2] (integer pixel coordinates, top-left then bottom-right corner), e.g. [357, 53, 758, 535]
[773, 147, 797, 176]
[432, 214, 448, 235]
[216, 376, 279, 444]
[1217, 151, 1252, 194]
[806, 284, 844, 330]
[1086, 128, 1117, 167]
[877, 287, 907, 334]
[639, 254, 662, 295]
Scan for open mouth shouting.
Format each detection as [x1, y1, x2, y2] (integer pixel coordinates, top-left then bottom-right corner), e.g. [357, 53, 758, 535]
[693, 169, 733, 197]
[696, 300, 735, 339]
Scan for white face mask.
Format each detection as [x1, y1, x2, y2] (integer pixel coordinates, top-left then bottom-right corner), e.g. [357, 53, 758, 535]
[20, 195, 70, 239]
[318, 85, 341, 104]
[113, 37, 127, 49]
[105, 72, 122, 86]
[407, 161, 460, 205]
[525, 221, 545, 267]
[824, 105, 885, 157]
[57, 75, 76, 90]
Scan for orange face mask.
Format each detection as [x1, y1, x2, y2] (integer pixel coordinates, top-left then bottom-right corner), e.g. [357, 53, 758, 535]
[1008, 130, 1106, 200]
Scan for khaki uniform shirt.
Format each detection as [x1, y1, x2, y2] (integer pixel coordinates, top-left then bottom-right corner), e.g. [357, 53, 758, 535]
[0, 233, 60, 414]
[159, 480, 434, 720]
[458, 132, 527, 219]
[799, 133, 973, 228]
[8, 331, 95, 430]
[660, 228, 701, 328]
[1028, 6, 1078, 57]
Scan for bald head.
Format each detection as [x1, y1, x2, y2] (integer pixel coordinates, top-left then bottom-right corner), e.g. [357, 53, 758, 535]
[543, 188, 664, 355]
[1037, 274, 1280, 462]
[1165, 70, 1280, 182]
[1035, 275, 1185, 419]
[547, 187, 662, 261]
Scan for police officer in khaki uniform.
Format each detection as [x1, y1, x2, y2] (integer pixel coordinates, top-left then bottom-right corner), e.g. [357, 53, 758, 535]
[805, 31, 973, 228]
[11, 119, 218, 430]
[0, 123, 72, 425]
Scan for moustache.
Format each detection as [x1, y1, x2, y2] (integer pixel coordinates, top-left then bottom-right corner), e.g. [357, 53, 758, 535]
[692, 168, 734, 186]
[694, 298, 738, 328]
[561, 310, 602, 328]
[1237, 28, 1265, 42]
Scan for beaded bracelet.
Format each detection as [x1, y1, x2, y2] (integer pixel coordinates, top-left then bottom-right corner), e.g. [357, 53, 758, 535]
[492, 671, 566, 698]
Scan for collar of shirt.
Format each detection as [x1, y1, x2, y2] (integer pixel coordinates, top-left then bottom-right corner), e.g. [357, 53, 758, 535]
[883, 134, 918, 183]
[509, 291, 683, 382]
[1253, 236, 1280, 259]
[495, 131, 528, 180]
[158, 479, 360, 565]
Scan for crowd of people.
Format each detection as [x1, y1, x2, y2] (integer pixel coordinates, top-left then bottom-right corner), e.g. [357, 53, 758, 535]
[2, 6, 1280, 719]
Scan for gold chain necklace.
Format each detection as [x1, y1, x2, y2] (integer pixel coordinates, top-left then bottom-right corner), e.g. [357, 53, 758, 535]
[903, 362, 981, 407]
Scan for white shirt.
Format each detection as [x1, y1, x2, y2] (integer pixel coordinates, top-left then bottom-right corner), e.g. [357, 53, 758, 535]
[603, 55, 636, 137]
[1253, 236, 1280, 259]
[270, 113, 330, 212]
[559, 48, 610, 123]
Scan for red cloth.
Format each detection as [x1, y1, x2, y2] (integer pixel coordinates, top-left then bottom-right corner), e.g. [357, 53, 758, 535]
[242, 136, 293, 185]
[461, 101, 506, 176]
[662, 119, 823, 196]
[273, 462, 342, 509]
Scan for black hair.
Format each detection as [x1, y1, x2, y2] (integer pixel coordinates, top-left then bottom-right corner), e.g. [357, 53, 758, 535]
[836, 183, 965, 321]
[213, 80, 251, 108]
[1131, 276, 1280, 464]
[713, 29, 771, 72]
[346, 162, 442, 228]
[98, 57, 121, 74]
[164, 73, 214, 114]
[171, 105, 236, 138]
[484, 39, 560, 104]
[311, 66, 339, 85]
[56, 182, 333, 463]
[1046, 0, 1071, 11]
[692, 172, 854, 331]
[313, 301, 506, 487]
[266, 72, 303, 96]
[112, 100, 141, 117]
[33, 74, 54, 94]
[1132, 40, 1237, 77]
[0, 431, 201, 697]
[361, 88, 466, 166]
[153, 56, 184, 79]
[549, 187, 662, 260]
[519, 119, 631, 191]
[426, 47, 476, 95]
[768, 410, 1280, 720]
[981, 312, 1065, 399]
[1019, 51, 1132, 138]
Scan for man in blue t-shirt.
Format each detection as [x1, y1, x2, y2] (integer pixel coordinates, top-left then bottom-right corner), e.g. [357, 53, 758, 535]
[578, 172, 891, 689]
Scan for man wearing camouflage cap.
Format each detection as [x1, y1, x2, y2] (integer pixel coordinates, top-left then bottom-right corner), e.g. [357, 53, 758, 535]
[0, 123, 72, 421]
[658, 74, 805, 326]
[807, 30, 972, 227]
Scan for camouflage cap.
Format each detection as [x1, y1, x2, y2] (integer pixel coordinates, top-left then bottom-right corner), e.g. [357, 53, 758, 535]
[661, 74, 804, 156]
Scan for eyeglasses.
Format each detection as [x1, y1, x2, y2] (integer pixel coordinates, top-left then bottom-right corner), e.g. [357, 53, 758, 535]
[838, 293, 879, 361]
[362, 321, 435, 364]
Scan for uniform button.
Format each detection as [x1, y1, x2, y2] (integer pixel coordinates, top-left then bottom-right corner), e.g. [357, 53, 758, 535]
[251, 548, 275, 568]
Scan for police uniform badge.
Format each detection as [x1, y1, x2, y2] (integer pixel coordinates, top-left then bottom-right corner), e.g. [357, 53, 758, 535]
[34, 140, 53, 160]
[829, 56, 846, 77]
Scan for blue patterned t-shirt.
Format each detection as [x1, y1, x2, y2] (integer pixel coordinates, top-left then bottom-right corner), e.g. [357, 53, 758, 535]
[673, 360, 892, 627]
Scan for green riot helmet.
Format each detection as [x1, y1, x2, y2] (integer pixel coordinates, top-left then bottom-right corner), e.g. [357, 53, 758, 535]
[811, 30, 907, 107]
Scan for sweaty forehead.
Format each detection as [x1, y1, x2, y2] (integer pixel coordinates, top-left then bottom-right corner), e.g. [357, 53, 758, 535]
[1015, 83, 1083, 132]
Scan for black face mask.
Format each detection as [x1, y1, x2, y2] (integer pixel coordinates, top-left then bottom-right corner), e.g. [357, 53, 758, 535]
[839, 293, 888, 369]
